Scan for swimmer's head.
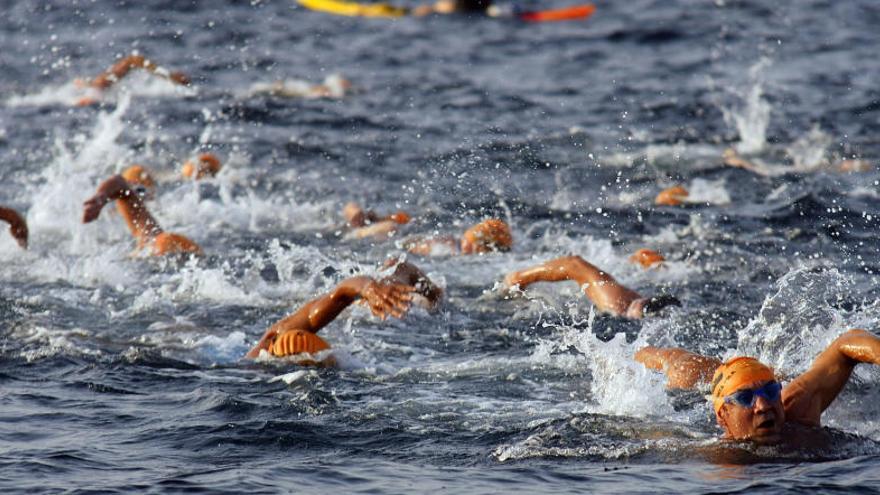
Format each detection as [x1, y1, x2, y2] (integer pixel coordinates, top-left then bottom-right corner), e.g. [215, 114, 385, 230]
[181, 153, 221, 180]
[655, 185, 689, 206]
[630, 248, 665, 268]
[711, 357, 784, 444]
[121, 165, 157, 199]
[460, 219, 512, 254]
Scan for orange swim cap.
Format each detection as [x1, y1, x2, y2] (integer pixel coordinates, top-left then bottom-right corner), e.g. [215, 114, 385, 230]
[460, 219, 513, 254]
[710, 357, 775, 416]
[389, 211, 411, 225]
[121, 165, 156, 189]
[181, 153, 222, 180]
[271, 329, 331, 357]
[655, 185, 689, 206]
[630, 248, 665, 268]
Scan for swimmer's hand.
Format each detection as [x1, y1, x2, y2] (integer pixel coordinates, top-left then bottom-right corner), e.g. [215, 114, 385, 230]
[360, 280, 414, 320]
[83, 175, 131, 223]
[82, 194, 110, 223]
[0, 207, 28, 249]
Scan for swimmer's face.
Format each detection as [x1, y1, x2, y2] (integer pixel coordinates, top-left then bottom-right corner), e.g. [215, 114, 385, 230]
[717, 380, 785, 445]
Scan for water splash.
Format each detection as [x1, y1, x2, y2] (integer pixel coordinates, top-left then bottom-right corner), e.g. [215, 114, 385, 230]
[787, 124, 832, 170]
[723, 58, 772, 154]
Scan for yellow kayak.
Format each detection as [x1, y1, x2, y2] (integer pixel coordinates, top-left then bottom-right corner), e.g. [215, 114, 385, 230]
[297, 0, 408, 17]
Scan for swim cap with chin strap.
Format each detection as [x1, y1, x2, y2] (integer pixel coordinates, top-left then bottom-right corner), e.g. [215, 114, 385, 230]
[710, 357, 775, 416]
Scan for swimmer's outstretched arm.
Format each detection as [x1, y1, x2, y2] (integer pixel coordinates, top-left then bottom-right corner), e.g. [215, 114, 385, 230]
[634, 347, 721, 389]
[783, 329, 880, 426]
[90, 54, 190, 90]
[504, 255, 643, 316]
[83, 175, 163, 246]
[0, 206, 28, 249]
[246, 276, 414, 358]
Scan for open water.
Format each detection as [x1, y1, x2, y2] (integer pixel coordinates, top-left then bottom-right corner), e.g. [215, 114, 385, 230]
[2, 0, 880, 493]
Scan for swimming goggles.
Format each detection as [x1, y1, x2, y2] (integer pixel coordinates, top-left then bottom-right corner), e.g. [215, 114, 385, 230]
[724, 381, 782, 408]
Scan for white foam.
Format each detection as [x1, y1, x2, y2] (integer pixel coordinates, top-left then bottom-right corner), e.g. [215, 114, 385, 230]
[683, 178, 731, 205]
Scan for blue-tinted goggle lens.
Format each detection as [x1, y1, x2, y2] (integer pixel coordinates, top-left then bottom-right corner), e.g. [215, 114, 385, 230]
[724, 381, 782, 408]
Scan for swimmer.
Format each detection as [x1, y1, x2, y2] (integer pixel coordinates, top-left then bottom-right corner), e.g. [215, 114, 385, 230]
[655, 185, 689, 206]
[343, 202, 411, 240]
[635, 329, 880, 445]
[630, 248, 665, 269]
[404, 218, 512, 256]
[503, 255, 679, 319]
[0, 206, 28, 249]
[74, 53, 190, 106]
[245, 275, 414, 363]
[82, 174, 202, 257]
[181, 153, 222, 180]
[249, 75, 351, 99]
[723, 148, 872, 176]
[412, 0, 492, 15]
[380, 258, 444, 310]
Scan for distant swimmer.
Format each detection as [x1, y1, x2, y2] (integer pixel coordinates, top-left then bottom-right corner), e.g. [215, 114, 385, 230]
[74, 53, 190, 106]
[248, 75, 351, 99]
[655, 185, 689, 206]
[0, 206, 28, 249]
[503, 255, 679, 319]
[723, 148, 872, 176]
[381, 258, 444, 310]
[629, 248, 665, 269]
[635, 329, 880, 445]
[82, 174, 202, 256]
[297, 0, 594, 21]
[181, 153, 222, 180]
[343, 202, 411, 240]
[245, 275, 415, 364]
[404, 218, 512, 256]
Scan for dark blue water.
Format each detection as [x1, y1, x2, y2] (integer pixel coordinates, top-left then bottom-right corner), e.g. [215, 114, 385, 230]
[2, 0, 880, 492]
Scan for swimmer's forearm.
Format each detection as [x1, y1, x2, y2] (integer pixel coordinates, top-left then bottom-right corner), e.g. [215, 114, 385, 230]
[304, 276, 373, 330]
[835, 329, 880, 366]
[507, 256, 595, 288]
[635, 346, 720, 389]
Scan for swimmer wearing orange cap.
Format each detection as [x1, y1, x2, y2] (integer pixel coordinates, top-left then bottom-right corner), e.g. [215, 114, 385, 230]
[503, 255, 679, 319]
[181, 153, 222, 180]
[0, 206, 28, 249]
[404, 218, 513, 256]
[635, 329, 880, 444]
[245, 275, 415, 363]
[723, 147, 873, 175]
[74, 54, 190, 106]
[629, 248, 665, 269]
[655, 185, 689, 206]
[82, 174, 202, 256]
[343, 202, 411, 240]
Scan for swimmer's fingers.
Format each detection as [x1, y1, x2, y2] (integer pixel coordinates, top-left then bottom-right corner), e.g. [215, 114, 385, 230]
[362, 282, 413, 320]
